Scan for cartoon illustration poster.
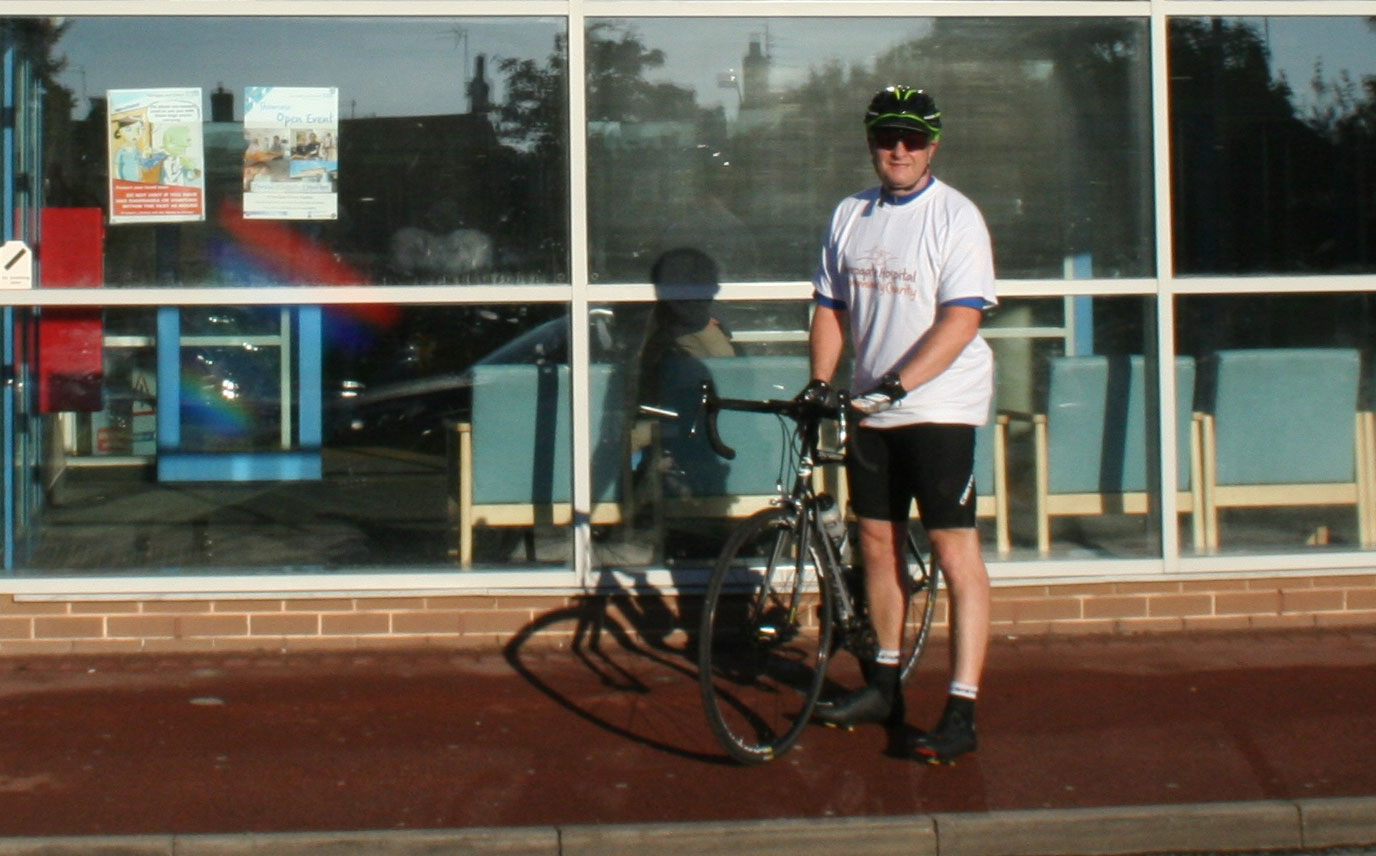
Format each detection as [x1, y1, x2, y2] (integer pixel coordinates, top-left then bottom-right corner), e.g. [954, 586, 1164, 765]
[242, 86, 339, 220]
[107, 88, 206, 224]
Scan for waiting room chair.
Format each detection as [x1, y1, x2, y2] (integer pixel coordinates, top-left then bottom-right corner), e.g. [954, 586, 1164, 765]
[1009, 354, 1202, 555]
[655, 354, 822, 520]
[455, 362, 629, 568]
[1197, 348, 1374, 550]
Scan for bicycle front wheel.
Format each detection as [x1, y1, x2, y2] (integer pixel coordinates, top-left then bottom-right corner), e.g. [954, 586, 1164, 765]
[899, 527, 941, 684]
[698, 507, 834, 764]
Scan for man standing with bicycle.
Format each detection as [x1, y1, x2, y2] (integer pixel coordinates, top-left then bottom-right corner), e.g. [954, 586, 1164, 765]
[799, 86, 997, 764]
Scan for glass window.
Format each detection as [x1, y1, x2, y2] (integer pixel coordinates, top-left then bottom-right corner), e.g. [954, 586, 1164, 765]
[590, 294, 1170, 568]
[585, 18, 1153, 283]
[29, 303, 571, 574]
[36, 17, 568, 286]
[1177, 293, 1376, 553]
[1170, 17, 1376, 274]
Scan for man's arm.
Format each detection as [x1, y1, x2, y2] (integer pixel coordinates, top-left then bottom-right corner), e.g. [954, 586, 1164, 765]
[894, 304, 983, 393]
[809, 304, 847, 384]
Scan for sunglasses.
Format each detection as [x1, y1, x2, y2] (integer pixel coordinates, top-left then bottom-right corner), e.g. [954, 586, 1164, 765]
[870, 128, 932, 151]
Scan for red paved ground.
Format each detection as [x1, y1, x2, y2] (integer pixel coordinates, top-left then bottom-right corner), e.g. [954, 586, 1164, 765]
[1, 621, 1373, 837]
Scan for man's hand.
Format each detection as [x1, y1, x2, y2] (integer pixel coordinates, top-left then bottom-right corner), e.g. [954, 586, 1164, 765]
[852, 372, 907, 415]
[794, 378, 834, 409]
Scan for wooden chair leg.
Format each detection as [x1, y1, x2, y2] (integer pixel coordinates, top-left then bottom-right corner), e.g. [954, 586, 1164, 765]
[1034, 415, 1051, 555]
[458, 422, 475, 569]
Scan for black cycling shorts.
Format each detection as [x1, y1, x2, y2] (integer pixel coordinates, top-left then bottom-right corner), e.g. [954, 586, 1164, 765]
[846, 422, 977, 530]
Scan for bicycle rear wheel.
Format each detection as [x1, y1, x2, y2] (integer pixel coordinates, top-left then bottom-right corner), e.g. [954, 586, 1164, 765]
[899, 527, 941, 684]
[698, 507, 834, 764]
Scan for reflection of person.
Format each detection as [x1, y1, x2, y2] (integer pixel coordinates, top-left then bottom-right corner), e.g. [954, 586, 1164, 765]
[801, 87, 997, 765]
[646, 248, 734, 361]
[111, 116, 167, 183]
[627, 247, 735, 502]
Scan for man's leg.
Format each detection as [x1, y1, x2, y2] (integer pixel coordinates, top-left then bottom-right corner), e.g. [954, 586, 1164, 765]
[811, 515, 908, 728]
[909, 526, 989, 763]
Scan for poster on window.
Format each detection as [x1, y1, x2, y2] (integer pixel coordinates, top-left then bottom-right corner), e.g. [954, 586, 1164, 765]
[107, 88, 206, 224]
[242, 86, 339, 220]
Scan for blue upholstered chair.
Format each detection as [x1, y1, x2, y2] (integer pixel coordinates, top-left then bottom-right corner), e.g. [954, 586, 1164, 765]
[656, 354, 820, 519]
[456, 363, 629, 567]
[1197, 348, 1374, 549]
[1016, 355, 1201, 555]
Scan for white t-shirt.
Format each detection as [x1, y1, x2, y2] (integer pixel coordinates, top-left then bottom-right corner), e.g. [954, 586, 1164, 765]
[813, 177, 998, 427]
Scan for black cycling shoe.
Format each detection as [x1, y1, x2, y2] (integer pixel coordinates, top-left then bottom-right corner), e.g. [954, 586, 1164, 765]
[906, 701, 976, 765]
[812, 685, 903, 730]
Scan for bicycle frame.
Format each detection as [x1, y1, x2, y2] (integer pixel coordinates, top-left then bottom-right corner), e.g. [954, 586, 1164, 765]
[697, 380, 863, 631]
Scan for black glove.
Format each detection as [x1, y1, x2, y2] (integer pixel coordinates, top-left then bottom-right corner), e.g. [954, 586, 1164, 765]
[852, 372, 907, 415]
[794, 378, 833, 408]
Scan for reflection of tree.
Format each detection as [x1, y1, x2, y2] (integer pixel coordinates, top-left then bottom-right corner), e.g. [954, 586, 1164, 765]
[1171, 18, 1376, 273]
[760, 19, 1153, 278]
[586, 23, 697, 122]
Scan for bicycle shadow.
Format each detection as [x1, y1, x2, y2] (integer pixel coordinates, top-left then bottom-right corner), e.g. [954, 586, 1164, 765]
[501, 569, 735, 765]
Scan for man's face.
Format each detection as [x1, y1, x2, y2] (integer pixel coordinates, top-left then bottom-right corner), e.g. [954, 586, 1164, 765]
[868, 127, 938, 196]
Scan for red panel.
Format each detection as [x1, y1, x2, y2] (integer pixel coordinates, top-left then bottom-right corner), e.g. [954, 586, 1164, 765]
[39, 208, 105, 413]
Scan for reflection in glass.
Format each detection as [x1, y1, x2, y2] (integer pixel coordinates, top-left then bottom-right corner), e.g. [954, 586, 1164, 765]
[36, 17, 569, 286]
[586, 18, 1152, 282]
[588, 296, 1165, 567]
[1170, 17, 1376, 274]
[31, 304, 571, 573]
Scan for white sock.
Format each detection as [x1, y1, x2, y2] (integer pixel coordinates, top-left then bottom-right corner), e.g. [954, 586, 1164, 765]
[950, 680, 979, 700]
[875, 649, 901, 667]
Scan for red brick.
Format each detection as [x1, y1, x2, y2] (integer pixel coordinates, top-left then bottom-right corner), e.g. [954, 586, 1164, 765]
[1346, 588, 1376, 610]
[106, 616, 178, 638]
[1249, 576, 1316, 591]
[69, 601, 140, 614]
[33, 616, 104, 639]
[0, 618, 31, 639]
[211, 600, 283, 613]
[179, 615, 249, 638]
[1280, 589, 1345, 614]
[322, 613, 390, 636]
[249, 614, 319, 636]
[1052, 583, 1116, 597]
[1117, 581, 1183, 595]
[284, 599, 355, 612]
[142, 600, 214, 614]
[2, 599, 67, 616]
[1147, 594, 1214, 618]
[1083, 596, 1149, 619]
[1215, 591, 1281, 615]
[1180, 579, 1248, 592]
[353, 597, 427, 610]
[392, 611, 464, 635]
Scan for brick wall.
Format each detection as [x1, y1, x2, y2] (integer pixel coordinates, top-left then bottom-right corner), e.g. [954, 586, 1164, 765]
[1, 574, 1373, 655]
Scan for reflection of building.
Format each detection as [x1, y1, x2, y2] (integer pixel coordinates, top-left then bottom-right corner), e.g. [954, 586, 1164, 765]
[740, 34, 770, 109]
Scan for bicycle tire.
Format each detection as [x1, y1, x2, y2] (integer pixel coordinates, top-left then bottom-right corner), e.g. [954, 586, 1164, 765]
[898, 528, 941, 684]
[698, 507, 835, 764]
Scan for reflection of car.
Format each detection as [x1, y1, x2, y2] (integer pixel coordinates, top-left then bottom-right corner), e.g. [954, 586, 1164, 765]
[326, 312, 615, 453]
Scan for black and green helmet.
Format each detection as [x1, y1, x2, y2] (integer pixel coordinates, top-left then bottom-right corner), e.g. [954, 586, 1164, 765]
[864, 86, 942, 140]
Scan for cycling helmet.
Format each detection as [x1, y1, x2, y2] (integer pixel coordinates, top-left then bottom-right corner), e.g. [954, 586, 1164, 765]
[864, 86, 942, 141]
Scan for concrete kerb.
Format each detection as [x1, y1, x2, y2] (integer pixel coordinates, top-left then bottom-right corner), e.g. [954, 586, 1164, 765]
[0, 797, 1371, 856]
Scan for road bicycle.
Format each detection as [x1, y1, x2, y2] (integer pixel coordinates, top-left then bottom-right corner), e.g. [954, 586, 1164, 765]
[693, 380, 941, 765]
